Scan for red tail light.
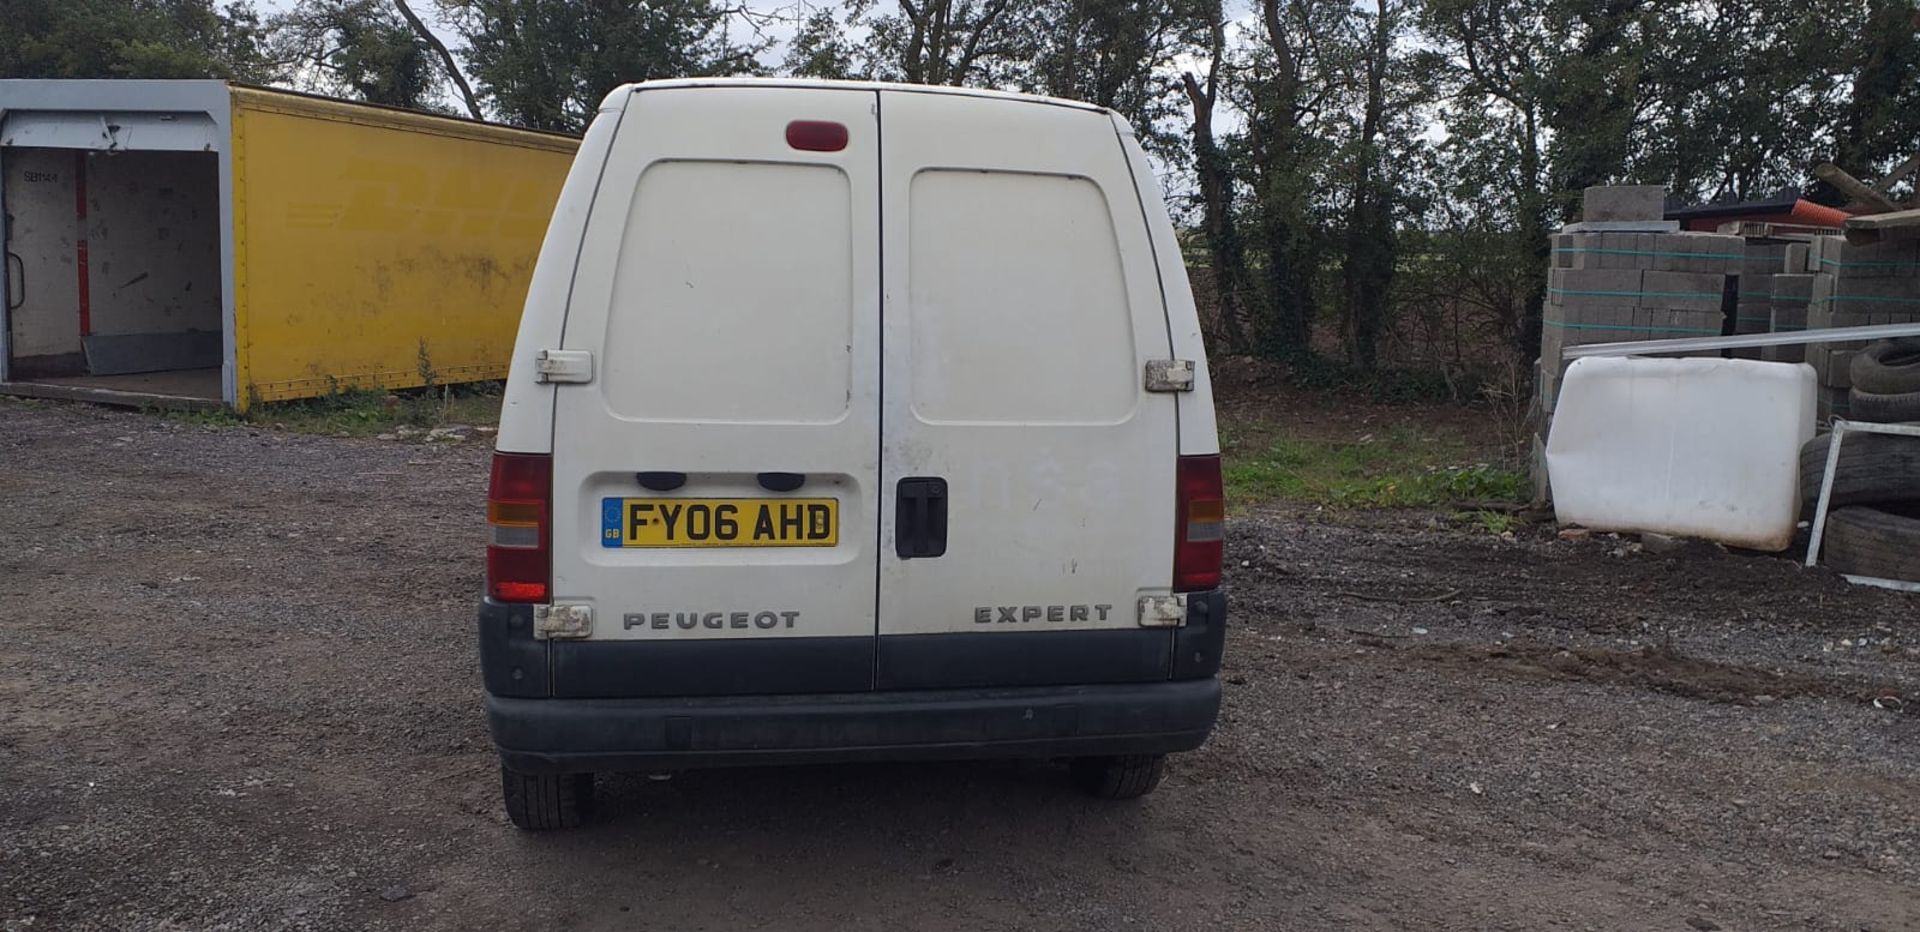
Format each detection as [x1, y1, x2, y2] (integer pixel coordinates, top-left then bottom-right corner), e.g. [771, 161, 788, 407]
[487, 452, 551, 603]
[1174, 454, 1224, 591]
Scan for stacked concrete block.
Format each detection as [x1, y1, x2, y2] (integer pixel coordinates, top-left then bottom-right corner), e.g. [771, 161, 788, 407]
[1581, 185, 1667, 222]
[1786, 242, 1811, 274]
[1807, 236, 1920, 277]
[1680, 234, 1748, 275]
[1542, 267, 1727, 367]
[1640, 270, 1732, 313]
[1541, 267, 1633, 385]
[1547, 236, 1741, 334]
[1733, 243, 1789, 359]
[1802, 236, 1920, 424]
[1551, 232, 1745, 273]
[1541, 232, 1740, 403]
[1538, 259, 1731, 452]
[1766, 273, 1814, 364]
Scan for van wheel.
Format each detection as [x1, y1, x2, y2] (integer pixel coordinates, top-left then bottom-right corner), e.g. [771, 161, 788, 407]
[501, 765, 594, 830]
[1069, 754, 1166, 800]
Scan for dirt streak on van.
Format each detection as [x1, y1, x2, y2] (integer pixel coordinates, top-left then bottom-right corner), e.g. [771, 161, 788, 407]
[477, 79, 1225, 830]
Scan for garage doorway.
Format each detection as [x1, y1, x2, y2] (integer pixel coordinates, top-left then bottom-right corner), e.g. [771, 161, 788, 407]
[3, 146, 223, 402]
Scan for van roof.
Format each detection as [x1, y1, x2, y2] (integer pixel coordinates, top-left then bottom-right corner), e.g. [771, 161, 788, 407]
[606, 78, 1114, 118]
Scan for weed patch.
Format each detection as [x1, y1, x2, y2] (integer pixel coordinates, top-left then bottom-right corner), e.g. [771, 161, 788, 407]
[1222, 422, 1524, 509]
[165, 382, 503, 438]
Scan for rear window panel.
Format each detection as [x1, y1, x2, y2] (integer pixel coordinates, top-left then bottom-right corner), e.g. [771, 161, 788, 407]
[599, 160, 854, 424]
[906, 169, 1137, 425]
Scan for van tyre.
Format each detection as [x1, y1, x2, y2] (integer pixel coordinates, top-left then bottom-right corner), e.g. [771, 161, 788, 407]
[1847, 387, 1920, 424]
[1821, 506, 1920, 581]
[1848, 339, 1920, 395]
[501, 766, 594, 831]
[1797, 432, 1920, 510]
[1070, 754, 1167, 800]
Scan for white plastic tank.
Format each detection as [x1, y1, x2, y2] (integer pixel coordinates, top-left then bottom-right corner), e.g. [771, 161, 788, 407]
[1546, 356, 1816, 551]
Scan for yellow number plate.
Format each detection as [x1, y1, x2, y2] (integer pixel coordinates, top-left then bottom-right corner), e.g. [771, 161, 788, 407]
[600, 498, 838, 548]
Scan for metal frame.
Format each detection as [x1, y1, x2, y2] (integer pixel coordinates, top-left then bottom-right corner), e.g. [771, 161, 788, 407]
[0, 146, 10, 374]
[1562, 322, 1920, 360]
[1804, 417, 1920, 591]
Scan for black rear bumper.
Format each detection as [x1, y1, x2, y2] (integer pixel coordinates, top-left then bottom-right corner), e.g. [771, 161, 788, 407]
[480, 591, 1227, 772]
[488, 678, 1222, 773]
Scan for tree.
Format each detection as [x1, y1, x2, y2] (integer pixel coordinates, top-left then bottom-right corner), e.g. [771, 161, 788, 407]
[1538, 0, 1645, 213]
[1337, 0, 1405, 370]
[394, 0, 483, 118]
[1238, 0, 1350, 360]
[1823, 0, 1920, 200]
[441, 0, 765, 132]
[1419, 0, 1557, 363]
[783, 2, 871, 80]
[269, 0, 442, 109]
[1635, 0, 1853, 203]
[1179, 1, 1252, 354]
[0, 0, 273, 81]
[862, 0, 1042, 86]
[1032, 0, 1187, 152]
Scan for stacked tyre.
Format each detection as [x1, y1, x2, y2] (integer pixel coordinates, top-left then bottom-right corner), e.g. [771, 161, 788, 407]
[1849, 338, 1920, 424]
[1798, 428, 1920, 581]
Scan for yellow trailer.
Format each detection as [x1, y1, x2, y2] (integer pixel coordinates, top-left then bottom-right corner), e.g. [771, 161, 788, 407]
[0, 80, 578, 411]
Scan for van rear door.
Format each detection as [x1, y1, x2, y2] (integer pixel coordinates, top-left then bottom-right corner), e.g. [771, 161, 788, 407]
[874, 91, 1180, 689]
[547, 86, 881, 697]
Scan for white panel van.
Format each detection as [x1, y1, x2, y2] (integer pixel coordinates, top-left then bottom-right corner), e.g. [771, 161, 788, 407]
[480, 80, 1225, 830]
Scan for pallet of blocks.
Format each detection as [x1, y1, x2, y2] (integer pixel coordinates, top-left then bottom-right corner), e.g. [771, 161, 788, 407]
[1801, 236, 1920, 424]
[1542, 231, 1742, 405]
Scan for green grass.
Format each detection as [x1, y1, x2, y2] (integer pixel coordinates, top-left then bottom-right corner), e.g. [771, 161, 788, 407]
[166, 382, 504, 438]
[1221, 423, 1525, 510]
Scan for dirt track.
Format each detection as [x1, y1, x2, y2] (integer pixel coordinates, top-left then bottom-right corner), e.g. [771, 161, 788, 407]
[2, 397, 1917, 931]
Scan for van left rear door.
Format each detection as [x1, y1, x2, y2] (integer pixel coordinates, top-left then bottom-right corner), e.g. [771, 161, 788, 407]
[547, 86, 882, 697]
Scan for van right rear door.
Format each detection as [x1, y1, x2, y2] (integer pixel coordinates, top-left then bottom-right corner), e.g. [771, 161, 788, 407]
[873, 91, 1182, 690]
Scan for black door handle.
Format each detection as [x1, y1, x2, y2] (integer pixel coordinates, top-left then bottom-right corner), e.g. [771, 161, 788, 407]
[896, 477, 948, 559]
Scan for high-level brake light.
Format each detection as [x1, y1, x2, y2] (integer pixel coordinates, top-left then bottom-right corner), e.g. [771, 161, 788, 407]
[786, 120, 849, 152]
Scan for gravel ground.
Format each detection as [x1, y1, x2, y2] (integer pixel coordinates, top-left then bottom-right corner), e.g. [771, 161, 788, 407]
[1, 397, 1916, 931]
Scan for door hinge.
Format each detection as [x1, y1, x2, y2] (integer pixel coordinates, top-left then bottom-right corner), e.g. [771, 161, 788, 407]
[1137, 594, 1187, 628]
[1145, 359, 1195, 393]
[535, 349, 593, 384]
[534, 603, 593, 639]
